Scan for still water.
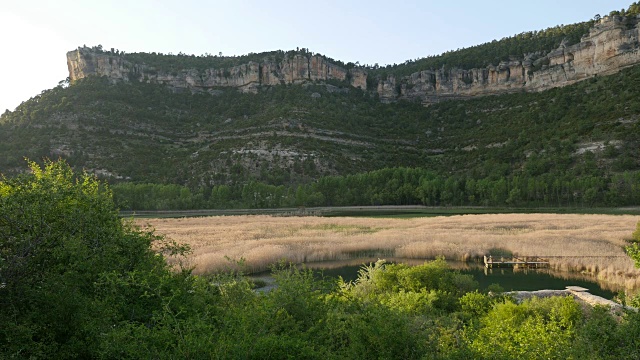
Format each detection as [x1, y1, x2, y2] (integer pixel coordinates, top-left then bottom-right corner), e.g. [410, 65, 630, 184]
[302, 258, 618, 299]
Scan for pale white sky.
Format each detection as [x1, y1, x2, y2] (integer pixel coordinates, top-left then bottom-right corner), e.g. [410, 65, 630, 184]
[0, 0, 633, 113]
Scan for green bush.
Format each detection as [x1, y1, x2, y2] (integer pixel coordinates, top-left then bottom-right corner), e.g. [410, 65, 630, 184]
[468, 296, 582, 360]
[0, 160, 196, 358]
[626, 221, 640, 267]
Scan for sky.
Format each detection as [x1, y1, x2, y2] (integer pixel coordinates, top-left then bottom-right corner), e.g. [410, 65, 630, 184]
[0, 0, 634, 113]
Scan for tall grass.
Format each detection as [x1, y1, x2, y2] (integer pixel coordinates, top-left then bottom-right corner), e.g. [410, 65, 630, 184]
[141, 214, 640, 290]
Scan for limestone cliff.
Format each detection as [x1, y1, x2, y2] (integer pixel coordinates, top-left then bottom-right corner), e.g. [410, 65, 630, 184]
[67, 15, 640, 103]
[383, 15, 640, 104]
[67, 49, 367, 93]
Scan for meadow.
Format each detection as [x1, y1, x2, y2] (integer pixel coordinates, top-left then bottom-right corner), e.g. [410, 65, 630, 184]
[140, 213, 640, 290]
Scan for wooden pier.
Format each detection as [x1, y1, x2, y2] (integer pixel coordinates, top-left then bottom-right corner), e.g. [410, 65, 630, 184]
[484, 255, 549, 269]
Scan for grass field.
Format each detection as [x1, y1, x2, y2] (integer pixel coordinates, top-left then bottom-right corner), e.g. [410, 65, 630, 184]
[138, 213, 640, 290]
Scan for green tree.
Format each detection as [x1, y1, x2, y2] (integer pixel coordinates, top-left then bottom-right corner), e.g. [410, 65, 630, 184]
[0, 160, 190, 358]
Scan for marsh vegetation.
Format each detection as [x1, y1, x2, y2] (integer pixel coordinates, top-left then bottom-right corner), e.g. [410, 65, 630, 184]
[142, 213, 640, 290]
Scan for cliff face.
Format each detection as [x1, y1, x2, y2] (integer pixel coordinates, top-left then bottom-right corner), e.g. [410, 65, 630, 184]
[383, 15, 640, 104]
[67, 15, 640, 103]
[67, 50, 367, 93]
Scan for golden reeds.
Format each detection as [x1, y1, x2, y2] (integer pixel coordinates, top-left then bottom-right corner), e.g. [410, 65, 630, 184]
[140, 213, 640, 290]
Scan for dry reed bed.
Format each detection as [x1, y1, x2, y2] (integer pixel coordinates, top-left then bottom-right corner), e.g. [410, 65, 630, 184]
[139, 213, 640, 290]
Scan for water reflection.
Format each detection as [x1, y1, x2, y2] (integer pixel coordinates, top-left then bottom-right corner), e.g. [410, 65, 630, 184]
[301, 257, 619, 299]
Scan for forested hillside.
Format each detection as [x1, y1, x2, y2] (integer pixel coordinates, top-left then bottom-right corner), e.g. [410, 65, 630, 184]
[2, 4, 640, 209]
[3, 59, 640, 208]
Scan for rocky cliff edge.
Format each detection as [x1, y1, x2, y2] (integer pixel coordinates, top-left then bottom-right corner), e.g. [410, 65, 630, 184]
[67, 49, 367, 94]
[379, 15, 640, 104]
[67, 15, 640, 104]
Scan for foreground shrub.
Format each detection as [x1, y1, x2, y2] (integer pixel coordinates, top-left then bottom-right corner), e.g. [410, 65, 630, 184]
[468, 296, 582, 360]
[0, 160, 192, 358]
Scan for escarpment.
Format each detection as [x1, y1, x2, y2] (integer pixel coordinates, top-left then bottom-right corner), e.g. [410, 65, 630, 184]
[67, 49, 368, 94]
[67, 14, 640, 104]
[380, 15, 640, 104]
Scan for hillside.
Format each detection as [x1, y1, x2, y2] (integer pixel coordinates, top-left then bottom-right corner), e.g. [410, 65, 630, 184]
[1, 6, 640, 209]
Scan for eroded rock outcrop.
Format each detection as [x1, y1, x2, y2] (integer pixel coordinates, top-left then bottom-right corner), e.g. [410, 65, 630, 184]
[388, 15, 640, 104]
[67, 49, 367, 93]
[67, 15, 640, 103]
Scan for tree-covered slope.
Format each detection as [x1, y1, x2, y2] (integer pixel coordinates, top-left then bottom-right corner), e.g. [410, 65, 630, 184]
[2, 3, 640, 209]
[0, 77, 434, 185]
[2, 61, 639, 189]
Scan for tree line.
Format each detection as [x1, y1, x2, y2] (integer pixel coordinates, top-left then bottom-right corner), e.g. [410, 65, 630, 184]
[112, 167, 640, 210]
